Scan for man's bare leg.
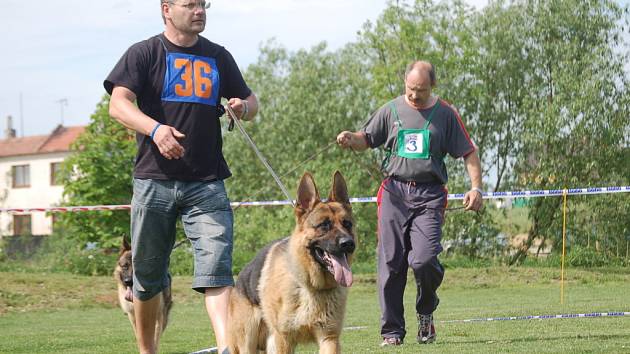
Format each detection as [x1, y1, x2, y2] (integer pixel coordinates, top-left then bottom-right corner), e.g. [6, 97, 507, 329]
[205, 286, 232, 353]
[135, 294, 160, 354]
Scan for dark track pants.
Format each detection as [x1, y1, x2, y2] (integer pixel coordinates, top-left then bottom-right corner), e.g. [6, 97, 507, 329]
[377, 178, 447, 340]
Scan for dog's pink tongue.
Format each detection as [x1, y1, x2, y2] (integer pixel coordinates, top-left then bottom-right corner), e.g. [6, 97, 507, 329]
[330, 254, 353, 287]
[125, 287, 133, 302]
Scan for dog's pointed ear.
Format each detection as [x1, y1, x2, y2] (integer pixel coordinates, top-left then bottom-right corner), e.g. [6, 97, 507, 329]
[296, 172, 320, 218]
[122, 235, 131, 252]
[329, 171, 350, 207]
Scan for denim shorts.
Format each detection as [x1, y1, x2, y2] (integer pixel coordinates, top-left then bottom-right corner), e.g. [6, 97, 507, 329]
[131, 178, 234, 301]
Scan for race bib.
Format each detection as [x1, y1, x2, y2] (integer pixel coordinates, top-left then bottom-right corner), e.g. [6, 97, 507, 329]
[161, 53, 220, 106]
[397, 129, 430, 159]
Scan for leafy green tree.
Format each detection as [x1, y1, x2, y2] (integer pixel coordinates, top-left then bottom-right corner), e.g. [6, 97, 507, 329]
[357, 0, 479, 106]
[468, 0, 533, 192]
[498, 0, 630, 263]
[58, 95, 135, 248]
[52, 0, 630, 267]
[356, 0, 500, 258]
[224, 41, 381, 268]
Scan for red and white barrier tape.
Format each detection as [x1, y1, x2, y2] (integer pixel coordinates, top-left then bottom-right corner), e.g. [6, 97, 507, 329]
[1, 186, 628, 214]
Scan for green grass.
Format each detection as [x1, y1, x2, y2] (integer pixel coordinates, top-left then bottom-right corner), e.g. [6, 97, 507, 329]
[1, 267, 630, 353]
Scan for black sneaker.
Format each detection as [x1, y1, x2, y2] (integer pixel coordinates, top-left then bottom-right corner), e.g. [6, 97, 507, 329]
[417, 313, 436, 344]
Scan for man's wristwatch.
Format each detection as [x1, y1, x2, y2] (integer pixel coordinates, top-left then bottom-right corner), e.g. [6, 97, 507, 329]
[470, 187, 483, 196]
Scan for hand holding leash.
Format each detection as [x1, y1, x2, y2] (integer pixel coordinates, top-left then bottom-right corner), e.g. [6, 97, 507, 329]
[225, 103, 295, 207]
[336, 131, 369, 151]
[463, 188, 483, 211]
[226, 97, 249, 131]
[336, 131, 353, 148]
[228, 97, 249, 119]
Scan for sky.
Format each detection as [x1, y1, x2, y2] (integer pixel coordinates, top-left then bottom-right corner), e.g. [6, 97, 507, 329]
[0, 0, 488, 138]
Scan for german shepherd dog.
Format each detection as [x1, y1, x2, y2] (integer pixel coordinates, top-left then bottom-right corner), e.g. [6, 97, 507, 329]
[227, 171, 356, 353]
[114, 236, 173, 350]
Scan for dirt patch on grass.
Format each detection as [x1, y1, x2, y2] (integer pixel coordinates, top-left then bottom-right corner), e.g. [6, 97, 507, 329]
[94, 293, 119, 307]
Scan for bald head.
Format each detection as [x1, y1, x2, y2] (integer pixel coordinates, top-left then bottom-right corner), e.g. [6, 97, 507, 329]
[403, 61, 436, 109]
[404, 61, 436, 87]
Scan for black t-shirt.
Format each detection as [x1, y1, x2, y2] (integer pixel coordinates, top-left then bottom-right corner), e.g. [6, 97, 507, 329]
[104, 34, 252, 181]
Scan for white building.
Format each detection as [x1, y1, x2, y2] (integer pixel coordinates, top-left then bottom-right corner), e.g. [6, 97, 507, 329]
[0, 116, 84, 236]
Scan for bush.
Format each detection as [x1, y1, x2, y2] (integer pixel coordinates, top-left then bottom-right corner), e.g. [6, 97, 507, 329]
[440, 254, 496, 268]
[520, 246, 629, 268]
[3, 232, 626, 276]
[565, 246, 628, 267]
[350, 261, 376, 275]
[38, 235, 117, 275]
[1, 235, 46, 260]
[0, 239, 6, 263]
[65, 250, 116, 276]
[0, 234, 116, 275]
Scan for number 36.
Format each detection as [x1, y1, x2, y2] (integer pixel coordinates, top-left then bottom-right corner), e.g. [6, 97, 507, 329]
[174, 58, 213, 99]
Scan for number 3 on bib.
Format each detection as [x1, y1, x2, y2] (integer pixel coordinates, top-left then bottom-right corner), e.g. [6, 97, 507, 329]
[397, 129, 430, 159]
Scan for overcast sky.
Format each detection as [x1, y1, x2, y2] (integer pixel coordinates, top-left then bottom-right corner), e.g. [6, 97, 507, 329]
[0, 0, 488, 138]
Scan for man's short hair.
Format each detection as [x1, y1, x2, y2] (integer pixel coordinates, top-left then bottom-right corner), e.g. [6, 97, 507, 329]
[405, 61, 436, 86]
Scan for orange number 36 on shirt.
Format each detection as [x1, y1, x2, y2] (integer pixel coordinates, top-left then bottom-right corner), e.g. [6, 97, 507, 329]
[162, 53, 220, 106]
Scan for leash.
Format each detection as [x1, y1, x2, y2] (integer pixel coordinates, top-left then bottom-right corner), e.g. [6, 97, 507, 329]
[172, 239, 187, 250]
[223, 102, 470, 214]
[230, 140, 338, 211]
[225, 104, 296, 207]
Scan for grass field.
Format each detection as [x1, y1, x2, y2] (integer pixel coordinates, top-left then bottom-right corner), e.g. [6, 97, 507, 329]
[1, 266, 630, 353]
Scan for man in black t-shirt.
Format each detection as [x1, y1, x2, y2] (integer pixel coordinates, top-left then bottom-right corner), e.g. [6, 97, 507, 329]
[104, 1, 258, 353]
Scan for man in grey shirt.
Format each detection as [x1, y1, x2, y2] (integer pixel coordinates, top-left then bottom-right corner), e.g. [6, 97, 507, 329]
[337, 60, 483, 347]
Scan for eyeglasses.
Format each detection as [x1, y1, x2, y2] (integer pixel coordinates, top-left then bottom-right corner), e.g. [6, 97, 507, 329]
[169, 1, 211, 11]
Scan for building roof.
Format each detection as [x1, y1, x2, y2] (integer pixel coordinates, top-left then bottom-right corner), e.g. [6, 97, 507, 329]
[0, 125, 85, 158]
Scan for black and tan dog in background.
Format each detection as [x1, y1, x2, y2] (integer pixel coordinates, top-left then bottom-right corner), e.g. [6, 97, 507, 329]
[114, 236, 173, 351]
[227, 171, 357, 354]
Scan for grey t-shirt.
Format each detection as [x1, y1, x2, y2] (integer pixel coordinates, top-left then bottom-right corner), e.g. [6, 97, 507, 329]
[362, 96, 475, 184]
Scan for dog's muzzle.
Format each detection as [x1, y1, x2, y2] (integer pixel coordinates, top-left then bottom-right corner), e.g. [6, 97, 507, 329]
[310, 234, 355, 287]
[338, 236, 355, 254]
[123, 277, 133, 288]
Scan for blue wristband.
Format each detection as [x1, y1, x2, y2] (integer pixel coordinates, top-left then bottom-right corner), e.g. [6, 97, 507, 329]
[150, 123, 162, 141]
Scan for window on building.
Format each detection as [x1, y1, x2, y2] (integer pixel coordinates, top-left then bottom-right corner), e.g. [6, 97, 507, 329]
[12, 165, 30, 188]
[50, 162, 63, 186]
[13, 214, 32, 236]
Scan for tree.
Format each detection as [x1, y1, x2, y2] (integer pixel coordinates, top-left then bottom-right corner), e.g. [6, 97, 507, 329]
[58, 95, 135, 248]
[224, 41, 380, 268]
[53, 0, 630, 265]
[468, 0, 533, 193]
[356, 0, 500, 257]
[500, 0, 630, 263]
